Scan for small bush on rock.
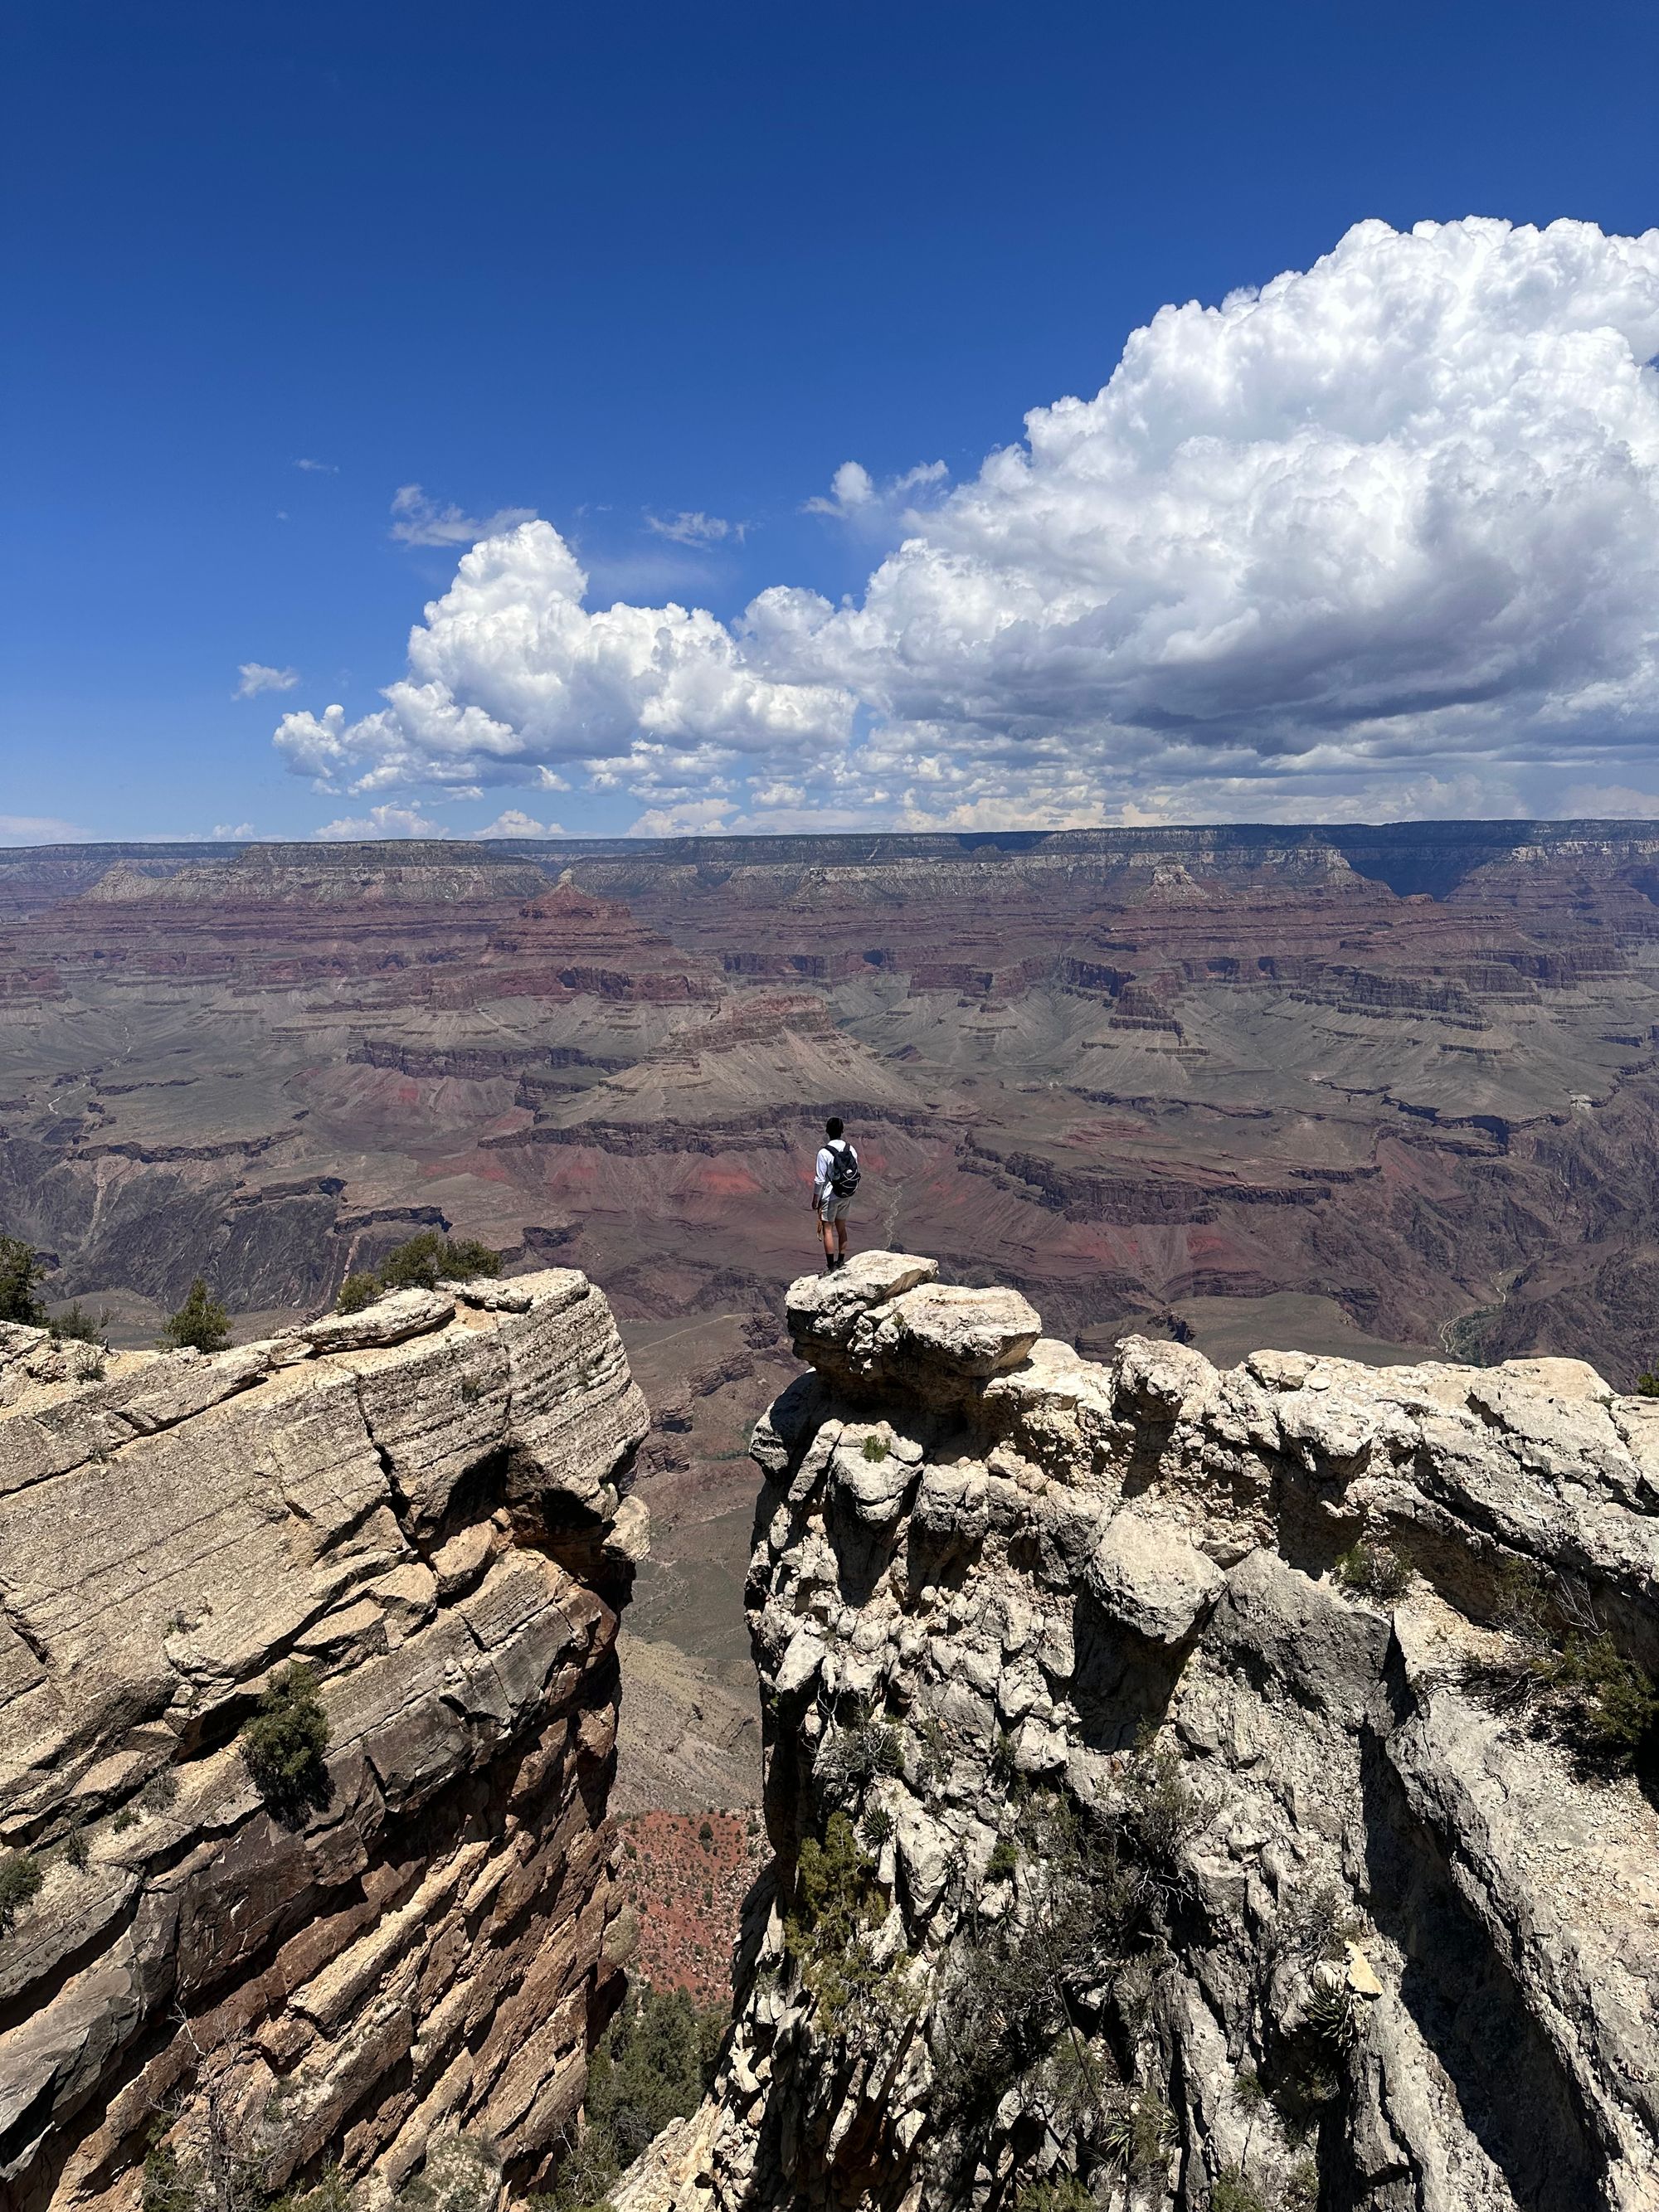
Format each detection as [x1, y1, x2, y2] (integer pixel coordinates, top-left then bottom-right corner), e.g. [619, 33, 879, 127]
[986, 1838, 1019, 1882]
[50, 1301, 104, 1344]
[377, 1231, 500, 1292]
[861, 1433, 889, 1463]
[1462, 1560, 1658, 1774]
[1014, 2180, 1095, 2212]
[1210, 2172, 1270, 2212]
[0, 1849, 44, 1933]
[241, 1663, 331, 1820]
[786, 1811, 915, 2036]
[334, 1232, 501, 1314]
[1282, 2160, 1319, 2211]
[270, 2166, 356, 2212]
[531, 1983, 722, 2212]
[160, 1279, 231, 1354]
[393, 2137, 500, 2212]
[1117, 1733, 1217, 1870]
[1334, 1538, 1413, 1603]
[818, 1720, 904, 1802]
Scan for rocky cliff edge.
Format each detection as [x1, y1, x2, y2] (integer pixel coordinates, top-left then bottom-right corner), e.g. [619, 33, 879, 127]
[632, 1252, 1659, 2212]
[0, 1271, 648, 2211]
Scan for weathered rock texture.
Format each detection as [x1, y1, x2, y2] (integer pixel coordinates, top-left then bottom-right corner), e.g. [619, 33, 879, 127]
[0, 1271, 649, 2210]
[641, 1252, 1659, 2212]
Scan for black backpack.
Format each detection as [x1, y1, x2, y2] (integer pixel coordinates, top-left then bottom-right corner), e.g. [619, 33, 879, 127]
[827, 1139, 860, 1195]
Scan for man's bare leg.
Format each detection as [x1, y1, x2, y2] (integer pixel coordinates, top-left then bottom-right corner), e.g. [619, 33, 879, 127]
[820, 1209, 838, 1266]
[836, 1218, 851, 1264]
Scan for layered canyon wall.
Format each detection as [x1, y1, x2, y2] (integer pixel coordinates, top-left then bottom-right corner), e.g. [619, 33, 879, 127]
[0, 1270, 648, 2210]
[630, 1254, 1659, 2212]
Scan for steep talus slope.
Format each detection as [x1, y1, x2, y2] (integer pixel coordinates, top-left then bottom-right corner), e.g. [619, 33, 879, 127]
[630, 1254, 1659, 2212]
[0, 1271, 649, 2210]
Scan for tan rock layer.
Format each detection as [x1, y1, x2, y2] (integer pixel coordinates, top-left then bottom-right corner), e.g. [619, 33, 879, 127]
[0, 1270, 649, 2211]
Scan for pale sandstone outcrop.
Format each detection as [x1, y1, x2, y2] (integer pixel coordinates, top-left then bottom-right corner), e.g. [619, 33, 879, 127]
[0, 1271, 648, 2212]
[637, 1252, 1659, 2212]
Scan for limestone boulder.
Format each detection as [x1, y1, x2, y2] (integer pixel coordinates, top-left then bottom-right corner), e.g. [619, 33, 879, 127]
[1083, 1509, 1224, 1645]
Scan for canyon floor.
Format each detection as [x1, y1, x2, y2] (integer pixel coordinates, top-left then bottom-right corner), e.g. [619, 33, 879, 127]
[8, 824, 1659, 1852]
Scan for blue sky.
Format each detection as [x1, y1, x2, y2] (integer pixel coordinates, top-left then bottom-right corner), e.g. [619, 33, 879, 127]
[4, 0, 1659, 842]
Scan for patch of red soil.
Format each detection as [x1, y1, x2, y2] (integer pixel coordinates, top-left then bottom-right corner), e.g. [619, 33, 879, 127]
[617, 1810, 768, 2006]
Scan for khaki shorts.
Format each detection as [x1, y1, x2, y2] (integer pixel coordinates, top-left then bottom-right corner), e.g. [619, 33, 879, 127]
[820, 1194, 854, 1224]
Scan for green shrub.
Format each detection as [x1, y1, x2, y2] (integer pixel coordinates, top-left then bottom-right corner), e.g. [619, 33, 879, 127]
[140, 2137, 201, 2212]
[1334, 1538, 1413, 1603]
[1117, 1733, 1216, 1868]
[139, 1767, 179, 1814]
[529, 1984, 723, 2212]
[50, 1302, 104, 1344]
[1099, 2087, 1175, 2181]
[0, 1850, 44, 1932]
[1462, 1561, 1658, 1773]
[916, 1714, 954, 1784]
[1268, 1879, 1364, 1971]
[241, 1662, 332, 1819]
[785, 1812, 914, 2035]
[111, 1806, 139, 1832]
[63, 1827, 90, 1870]
[861, 1434, 889, 1463]
[160, 1279, 231, 1353]
[0, 1236, 46, 1327]
[1211, 2172, 1270, 2212]
[1637, 1371, 1659, 1398]
[335, 1233, 501, 1315]
[1014, 2180, 1095, 2212]
[270, 2166, 356, 2212]
[392, 2137, 499, 2212]
[817, 1720, 904, 1803]
[377, 1231, 500, 1293]
[1282, 2161, 1319, 2212]
[986, 1838, 1019, 1882]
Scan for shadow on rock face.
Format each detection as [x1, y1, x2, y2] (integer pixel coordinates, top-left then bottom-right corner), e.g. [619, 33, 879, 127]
[1068, 1590, 1190, 1755]
[1358, 1728, 1603, 2212]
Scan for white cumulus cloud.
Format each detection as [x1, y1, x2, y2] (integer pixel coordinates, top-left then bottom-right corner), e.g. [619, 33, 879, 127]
[279, 219, 1659, 829]
[803, 458, 947, 526]
[236, 662, 299, 698]
[389, 484, 538, 548]
[274, 521, 855, 800]
[314, 803, 448, 840]
[646, 510, 745, 545]
[474, 809, 567, 838]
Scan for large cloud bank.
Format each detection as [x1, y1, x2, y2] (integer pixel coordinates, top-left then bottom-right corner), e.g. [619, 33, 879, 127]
[276, 218, 1659, 830]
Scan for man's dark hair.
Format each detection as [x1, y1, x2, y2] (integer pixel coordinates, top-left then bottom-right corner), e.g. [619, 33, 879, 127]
[825, 1116, 844, 1138]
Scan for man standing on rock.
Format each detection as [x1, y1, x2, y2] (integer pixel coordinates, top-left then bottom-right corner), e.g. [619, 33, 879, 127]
[812, 1116, 860, 1272]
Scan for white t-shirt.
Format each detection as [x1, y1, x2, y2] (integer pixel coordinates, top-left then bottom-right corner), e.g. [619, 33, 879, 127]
[814, 1140, 855, 1204]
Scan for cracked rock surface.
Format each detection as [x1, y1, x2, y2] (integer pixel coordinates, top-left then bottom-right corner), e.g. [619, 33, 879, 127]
[625, 1252, 1659, 2212]
[0, 1270, 647, 2211]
